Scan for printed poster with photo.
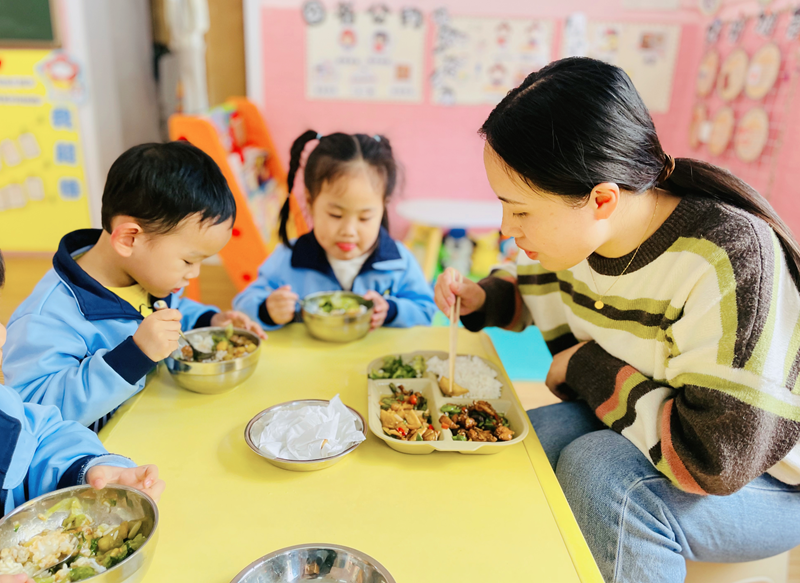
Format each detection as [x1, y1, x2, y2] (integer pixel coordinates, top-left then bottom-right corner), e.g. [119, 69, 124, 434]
[305, 3, 426, 102]
[587, 22, 680, 113]
[431, 16, 554, 106]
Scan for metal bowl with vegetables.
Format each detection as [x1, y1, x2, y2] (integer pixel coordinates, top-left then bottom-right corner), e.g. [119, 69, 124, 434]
[0, 485, 158, 583]
[300, 291, 374, 343]
[165, 325, 262, 394]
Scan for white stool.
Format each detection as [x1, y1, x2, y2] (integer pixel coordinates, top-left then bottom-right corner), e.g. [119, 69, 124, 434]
[684, 552, 789, 583]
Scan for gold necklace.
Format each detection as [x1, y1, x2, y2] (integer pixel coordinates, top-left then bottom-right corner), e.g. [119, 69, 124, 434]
[589, 193, 659, 310]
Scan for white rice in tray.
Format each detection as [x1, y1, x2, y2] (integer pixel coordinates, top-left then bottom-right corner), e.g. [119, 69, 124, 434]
[426, 356, 503, 399]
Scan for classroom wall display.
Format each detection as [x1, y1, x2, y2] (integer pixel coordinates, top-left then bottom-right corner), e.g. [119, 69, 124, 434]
[584, 22, 681, 113]
[304, 1, 426, 102]
[708, 105, 735, 155]
[0, 49, 91, 251]
[696, 49, 719, 96]
[734, 106, 770, 162]
[717, 47, 748, 101]
[430, 12, 554, 106]
[745, 42, 781, 100]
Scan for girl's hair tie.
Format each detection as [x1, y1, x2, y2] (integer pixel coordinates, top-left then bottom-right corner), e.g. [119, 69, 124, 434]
[316, 132, 323, 140]
[657, 153, 675, 183]
[374, 135, 381, 142]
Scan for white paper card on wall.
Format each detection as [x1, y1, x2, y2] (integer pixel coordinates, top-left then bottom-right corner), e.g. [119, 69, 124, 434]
[431, 16, 554, 106]
[564, 13, 588, 58]
[622, 0, 679, 10]
[585, 22, 681, 114]
[305, 4, 425, 102]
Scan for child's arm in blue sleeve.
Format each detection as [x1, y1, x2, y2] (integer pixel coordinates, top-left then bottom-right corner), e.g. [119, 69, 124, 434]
[172, 296, 219, 330]
[232, 246, 293, 330]
[384, 246, 437, 328]
[3, 313, 155, 426]
[24, 402, 136, 501]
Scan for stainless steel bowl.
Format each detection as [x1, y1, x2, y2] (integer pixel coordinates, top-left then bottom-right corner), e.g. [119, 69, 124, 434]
[230, 543, 396, 583]
[165, 326, 262, 394]
[245, 400, 367, 472]
[300, 291, 374, 343]
[0, 485, 158, 583]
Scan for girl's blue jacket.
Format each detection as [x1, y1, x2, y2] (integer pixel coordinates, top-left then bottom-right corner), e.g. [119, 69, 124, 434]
[232, 228, 436, 330]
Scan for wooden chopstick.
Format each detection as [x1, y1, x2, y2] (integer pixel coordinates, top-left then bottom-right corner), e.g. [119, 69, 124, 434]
[448, 270, 462, 395]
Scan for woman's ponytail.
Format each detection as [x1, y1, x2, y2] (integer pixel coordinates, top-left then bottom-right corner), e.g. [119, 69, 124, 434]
[664, 158, 800, 289]
[279, 130, 320, 248]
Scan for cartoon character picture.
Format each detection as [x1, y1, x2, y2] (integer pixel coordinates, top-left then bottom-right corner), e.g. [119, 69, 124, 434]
[339, 28, 357, 49]
[373, 30, 390, 53]
[488, 63, 507, 87]
[496, 22, 512, 48]
[37, 51, 85, 102]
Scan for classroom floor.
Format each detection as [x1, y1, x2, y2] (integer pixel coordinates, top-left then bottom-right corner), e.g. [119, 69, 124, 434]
[2, 254, 799, 581]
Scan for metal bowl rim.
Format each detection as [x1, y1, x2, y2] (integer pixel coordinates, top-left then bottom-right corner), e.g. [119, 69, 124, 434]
[0, 484, 159, 580]
[244, 399, 367, 464]
[229, 542, 397, 583]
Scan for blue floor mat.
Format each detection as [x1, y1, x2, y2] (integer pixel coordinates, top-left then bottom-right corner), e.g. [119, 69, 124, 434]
[431, 312, 552, 381]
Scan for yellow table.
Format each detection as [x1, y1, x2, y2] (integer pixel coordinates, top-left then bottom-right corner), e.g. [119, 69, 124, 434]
[100, 325, 603, 582]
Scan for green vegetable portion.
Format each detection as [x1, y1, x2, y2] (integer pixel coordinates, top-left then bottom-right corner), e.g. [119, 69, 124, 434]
[318, 294, 362, 314]
[369, 355, 426, 379]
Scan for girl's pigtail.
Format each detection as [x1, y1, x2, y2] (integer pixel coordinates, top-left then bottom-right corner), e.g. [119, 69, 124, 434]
[279, 130, 321, 248]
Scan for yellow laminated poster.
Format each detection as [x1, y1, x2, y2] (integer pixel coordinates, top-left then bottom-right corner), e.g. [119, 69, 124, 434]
[0, 49, 91, 251]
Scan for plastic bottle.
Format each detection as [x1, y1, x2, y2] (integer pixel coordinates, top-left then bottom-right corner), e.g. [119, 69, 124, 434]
[441, 228, 474, 276]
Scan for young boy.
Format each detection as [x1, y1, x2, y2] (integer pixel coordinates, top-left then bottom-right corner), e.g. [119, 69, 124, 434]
[0, 251, 164, 524]
[3, 142, 264, 432]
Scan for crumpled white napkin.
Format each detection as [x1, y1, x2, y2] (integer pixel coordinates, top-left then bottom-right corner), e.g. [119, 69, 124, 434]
[255, 395, 365, 460]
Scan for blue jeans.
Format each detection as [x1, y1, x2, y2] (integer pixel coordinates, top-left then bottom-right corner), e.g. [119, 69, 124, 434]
[528, 401, 800, 583]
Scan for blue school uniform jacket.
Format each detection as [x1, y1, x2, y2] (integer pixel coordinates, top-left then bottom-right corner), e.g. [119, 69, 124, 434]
[4, 229, 219, 430]
[1, 383, 135, 516]
[233, 228, 436, 330]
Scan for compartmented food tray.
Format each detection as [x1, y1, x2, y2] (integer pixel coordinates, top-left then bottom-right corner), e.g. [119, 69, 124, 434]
[367, 351, 529, 455]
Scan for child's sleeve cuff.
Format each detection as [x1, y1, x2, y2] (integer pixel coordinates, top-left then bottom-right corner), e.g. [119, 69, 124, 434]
[103, 337, 157, 385]
[194, 310, 217, 329]
[58, 454, 137, 489]
[384, 298, 398, 325]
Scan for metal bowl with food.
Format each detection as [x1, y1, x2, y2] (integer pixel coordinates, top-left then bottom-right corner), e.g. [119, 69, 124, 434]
[230, 543, 396, 583]
[300, 291, 374, 343]
[165, 326, 262, 394]
[0, 485, 158, 583]
[245, 399, 367, 472]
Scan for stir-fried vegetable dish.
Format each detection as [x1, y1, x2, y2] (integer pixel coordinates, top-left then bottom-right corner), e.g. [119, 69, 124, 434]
[0, 497, 151, 582]
[379, 383, 439, 441]
[178, 324, 257, 363]
[368, 355, 426, 380]
[439, 401, 515, 442]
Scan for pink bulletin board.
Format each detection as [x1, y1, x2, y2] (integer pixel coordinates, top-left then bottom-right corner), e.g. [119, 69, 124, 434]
[244, 1, 706, 237]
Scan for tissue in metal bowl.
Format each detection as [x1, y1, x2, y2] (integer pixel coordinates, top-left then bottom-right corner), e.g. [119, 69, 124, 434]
[0, 485, 158, 583]
[230, 543, 396, 583]
[301, 291, 374, 343]
[165, 327, 262, 394]
[244, 400, 367, 472]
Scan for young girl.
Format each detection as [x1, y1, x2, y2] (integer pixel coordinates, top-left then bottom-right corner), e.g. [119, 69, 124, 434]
[435, 57, 800, 583]
[234, 131, 435, 330]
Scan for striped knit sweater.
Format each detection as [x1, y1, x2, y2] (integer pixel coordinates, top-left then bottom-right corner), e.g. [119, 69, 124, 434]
[464, 196, 800, 496]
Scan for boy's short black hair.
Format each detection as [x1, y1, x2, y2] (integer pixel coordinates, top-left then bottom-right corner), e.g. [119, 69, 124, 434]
[101, 141, 236, 234]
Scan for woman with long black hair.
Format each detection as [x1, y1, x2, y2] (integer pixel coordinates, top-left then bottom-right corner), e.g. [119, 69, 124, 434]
[435, 57, 800, 583]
